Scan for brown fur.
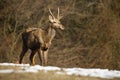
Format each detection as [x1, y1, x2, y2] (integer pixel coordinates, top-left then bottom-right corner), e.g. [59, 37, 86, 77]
[19, 8, 64, 66]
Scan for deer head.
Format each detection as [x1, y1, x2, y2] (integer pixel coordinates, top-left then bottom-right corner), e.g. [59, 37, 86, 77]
[49, 8, 64, 30]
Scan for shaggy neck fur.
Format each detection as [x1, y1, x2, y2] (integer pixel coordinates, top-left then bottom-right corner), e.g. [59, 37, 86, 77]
[47, 23, 56, 39]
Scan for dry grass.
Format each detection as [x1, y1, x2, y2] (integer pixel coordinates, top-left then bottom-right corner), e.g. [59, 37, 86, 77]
[0, 72, 107, 80]
[0, 73, 108, 80]
[0, 65, 114, 80]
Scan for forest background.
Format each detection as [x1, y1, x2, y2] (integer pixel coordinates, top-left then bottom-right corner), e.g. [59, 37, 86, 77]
[0, 0, 120, 70]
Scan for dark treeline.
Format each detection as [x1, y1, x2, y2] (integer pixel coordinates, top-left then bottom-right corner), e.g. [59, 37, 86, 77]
[0, 0, 120, 70]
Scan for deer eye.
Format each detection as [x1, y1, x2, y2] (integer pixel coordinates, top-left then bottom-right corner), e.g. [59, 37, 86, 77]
[53, 22, 56, 23]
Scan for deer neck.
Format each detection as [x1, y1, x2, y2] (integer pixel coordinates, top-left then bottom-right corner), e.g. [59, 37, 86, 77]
[46, 24, 56, 41]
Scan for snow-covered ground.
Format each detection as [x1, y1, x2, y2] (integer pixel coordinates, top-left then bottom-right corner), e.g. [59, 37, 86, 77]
[0, 63, 120, 79]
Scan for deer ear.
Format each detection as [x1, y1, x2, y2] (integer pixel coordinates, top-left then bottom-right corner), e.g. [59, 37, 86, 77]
[49, 15, 54, 22]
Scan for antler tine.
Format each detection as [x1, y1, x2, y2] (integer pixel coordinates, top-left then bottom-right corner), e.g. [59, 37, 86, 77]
[49, 8, 55, 19]
[57, 7, 60, 19]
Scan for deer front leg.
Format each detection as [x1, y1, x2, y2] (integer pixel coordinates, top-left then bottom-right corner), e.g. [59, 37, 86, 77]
[38, 49, 44, 66]
[30, 50, 36, 66]
[44, 50, 48, 66]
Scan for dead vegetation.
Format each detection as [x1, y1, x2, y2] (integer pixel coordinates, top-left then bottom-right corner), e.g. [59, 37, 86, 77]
[0, 65, 114, 80]
[0, 0, 120, 70]
[0, 72, 108, 80]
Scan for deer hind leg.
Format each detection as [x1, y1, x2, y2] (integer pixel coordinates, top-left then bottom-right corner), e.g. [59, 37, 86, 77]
[30, 50, 36, 66]
[19, 47, 28, 64]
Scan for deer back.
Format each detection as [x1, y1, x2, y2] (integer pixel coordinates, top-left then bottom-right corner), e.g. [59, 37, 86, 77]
[22, 27, 55, 50]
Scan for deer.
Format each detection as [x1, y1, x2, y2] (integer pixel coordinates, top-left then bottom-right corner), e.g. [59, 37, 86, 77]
[19, 8, 64, 66]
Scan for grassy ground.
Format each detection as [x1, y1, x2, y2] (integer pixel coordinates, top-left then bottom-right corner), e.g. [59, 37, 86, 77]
[0, 72, 108, 80]
[0, 66, 120, 80]
[0, 0, 120, 70]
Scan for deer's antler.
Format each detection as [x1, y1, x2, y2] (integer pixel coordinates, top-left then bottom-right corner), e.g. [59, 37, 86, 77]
[49, 8, 55, 19]
[57, 7, 60, 19]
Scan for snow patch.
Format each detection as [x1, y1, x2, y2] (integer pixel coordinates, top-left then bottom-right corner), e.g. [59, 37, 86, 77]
[0, 69, 14, 73]
[0, 63, 120, 79]
[0, 63, 29, 66]
[63, 68, 120, 79]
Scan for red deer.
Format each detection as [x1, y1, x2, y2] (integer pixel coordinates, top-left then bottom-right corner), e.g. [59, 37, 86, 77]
[19, 8, 64, 66]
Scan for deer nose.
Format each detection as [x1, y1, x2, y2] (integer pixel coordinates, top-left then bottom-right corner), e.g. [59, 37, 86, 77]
[60, 25, 64, 30]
